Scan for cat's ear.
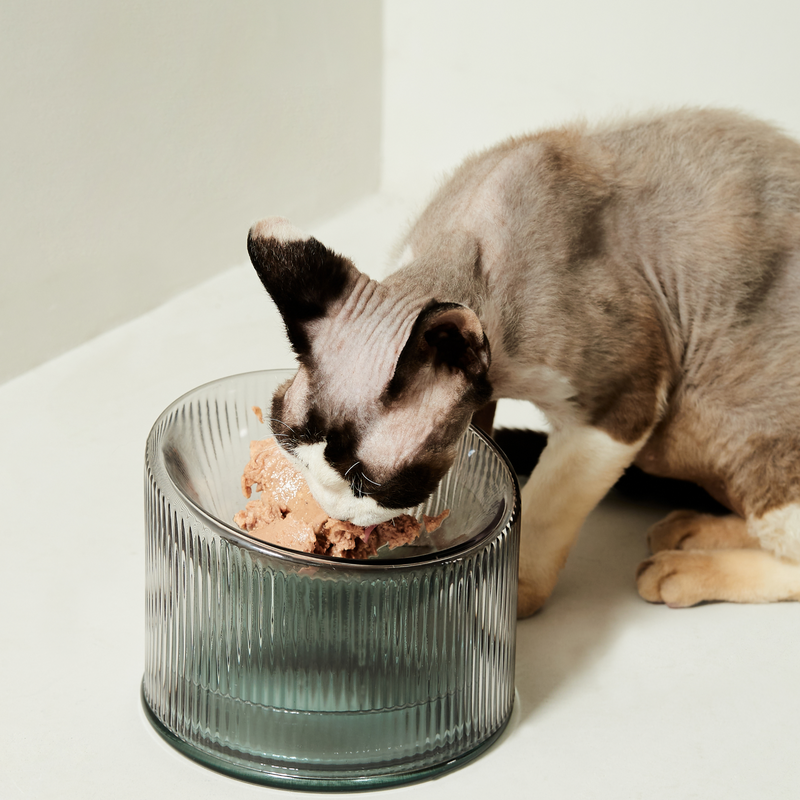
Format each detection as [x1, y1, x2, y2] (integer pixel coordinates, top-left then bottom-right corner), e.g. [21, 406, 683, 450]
[247, 216, 360, 356]
[387, 301, 491, 398]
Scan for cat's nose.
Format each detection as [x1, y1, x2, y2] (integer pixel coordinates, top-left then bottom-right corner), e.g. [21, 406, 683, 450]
[248, 216, 310, 245]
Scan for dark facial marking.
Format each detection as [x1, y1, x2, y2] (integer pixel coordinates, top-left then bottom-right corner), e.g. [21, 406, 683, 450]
[323, 421, 360, 473]
[269, 380, 295, 451]
[368, 451, 456, 510]
[269, 382, 326, 452]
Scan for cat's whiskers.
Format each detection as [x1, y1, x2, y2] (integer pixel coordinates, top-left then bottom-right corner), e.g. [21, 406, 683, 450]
[269, 417, 296, 433]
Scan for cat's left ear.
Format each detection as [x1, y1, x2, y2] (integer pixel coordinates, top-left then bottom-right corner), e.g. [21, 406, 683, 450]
[247, 216, 360, 356]
[387, 301, 491, 398]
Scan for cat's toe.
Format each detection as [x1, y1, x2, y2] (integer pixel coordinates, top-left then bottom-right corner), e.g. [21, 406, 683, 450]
[635, 550, 714, 608]
[635, 556, 665, 603]
[647, 511, 755, 554]
[646, 510, 704, 553]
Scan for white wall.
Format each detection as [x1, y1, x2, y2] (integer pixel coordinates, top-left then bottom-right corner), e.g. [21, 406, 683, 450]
[7, 1, 799, 384]
[0, 2, 382, 384]
[383, 0, 800, 197]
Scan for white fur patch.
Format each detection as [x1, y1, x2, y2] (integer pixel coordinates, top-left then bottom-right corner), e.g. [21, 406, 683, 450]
[249, 216, 310, 244]
[748, 504, 800, 562]
[522, 424, 645, 534]
[288, 441, 412, 527]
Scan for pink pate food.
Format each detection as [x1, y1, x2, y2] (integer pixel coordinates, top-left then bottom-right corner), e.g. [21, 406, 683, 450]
[233, 436, 449, 559]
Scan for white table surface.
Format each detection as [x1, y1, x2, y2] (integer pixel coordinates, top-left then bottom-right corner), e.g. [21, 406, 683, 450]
[3, 193, 799, 799]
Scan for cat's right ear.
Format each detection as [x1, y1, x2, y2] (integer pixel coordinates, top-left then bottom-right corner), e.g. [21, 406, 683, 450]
[247, 216, 359, 356]
[386, 301, 492, 402]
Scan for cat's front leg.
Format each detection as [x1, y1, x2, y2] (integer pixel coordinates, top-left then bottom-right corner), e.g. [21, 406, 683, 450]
[517, 424, 644, 617]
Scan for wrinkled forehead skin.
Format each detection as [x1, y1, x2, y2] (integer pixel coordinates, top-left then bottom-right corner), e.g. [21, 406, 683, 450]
[273, 279, 472, 485]
[303, 275, 423, 428]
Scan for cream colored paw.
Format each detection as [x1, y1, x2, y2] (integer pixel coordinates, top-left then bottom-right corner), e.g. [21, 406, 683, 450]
[517, 543, 569, 618]
[647, 510, 757, 553]
[636, 550, 713, 607]
[636, 548, 800, 607]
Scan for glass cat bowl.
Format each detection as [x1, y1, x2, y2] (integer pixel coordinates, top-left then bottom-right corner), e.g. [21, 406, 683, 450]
[142, 370, 519, 791]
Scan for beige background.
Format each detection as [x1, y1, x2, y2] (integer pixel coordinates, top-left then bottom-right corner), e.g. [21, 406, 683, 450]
[0, 2, 381, 383]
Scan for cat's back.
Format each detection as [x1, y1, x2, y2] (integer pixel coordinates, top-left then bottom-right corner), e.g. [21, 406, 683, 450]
[407, 108, 800, 260]
[596, 107, 800, 176]
[592, 108, 800, 234]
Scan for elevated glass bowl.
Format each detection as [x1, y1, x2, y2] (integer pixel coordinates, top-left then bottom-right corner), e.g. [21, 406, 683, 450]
[142, 370, 520, 790]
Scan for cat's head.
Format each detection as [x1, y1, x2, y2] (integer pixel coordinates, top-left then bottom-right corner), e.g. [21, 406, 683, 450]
[247, 217, 492, 526]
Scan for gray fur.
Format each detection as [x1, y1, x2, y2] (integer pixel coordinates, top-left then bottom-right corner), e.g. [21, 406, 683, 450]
[249, 107, 800, 611]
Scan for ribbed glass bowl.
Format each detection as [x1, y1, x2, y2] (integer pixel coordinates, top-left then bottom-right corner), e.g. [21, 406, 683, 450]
[142, 370, 519, 790]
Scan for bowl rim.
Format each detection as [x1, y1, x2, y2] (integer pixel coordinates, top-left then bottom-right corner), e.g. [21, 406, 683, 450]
[147, 369, 520, 571]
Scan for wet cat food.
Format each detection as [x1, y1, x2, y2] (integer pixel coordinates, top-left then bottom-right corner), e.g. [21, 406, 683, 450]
[234, 437, 449, 558]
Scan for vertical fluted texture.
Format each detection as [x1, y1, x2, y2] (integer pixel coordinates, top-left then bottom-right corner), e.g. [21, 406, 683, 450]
[143, 371, 518, 783]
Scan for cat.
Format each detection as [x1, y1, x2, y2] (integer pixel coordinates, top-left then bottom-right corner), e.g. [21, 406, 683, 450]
[246, 107, 800, 616]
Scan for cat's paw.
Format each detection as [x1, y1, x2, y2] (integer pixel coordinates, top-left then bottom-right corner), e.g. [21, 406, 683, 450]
[517, 557, 564, 618]
[647, 510, 703, 552]
[647, 510, 754, 553]
[636, 550, 719, 607]
[636, 547, 800, 606]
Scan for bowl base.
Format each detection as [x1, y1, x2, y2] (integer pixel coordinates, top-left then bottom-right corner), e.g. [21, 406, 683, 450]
[141, 681, 511, 792]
